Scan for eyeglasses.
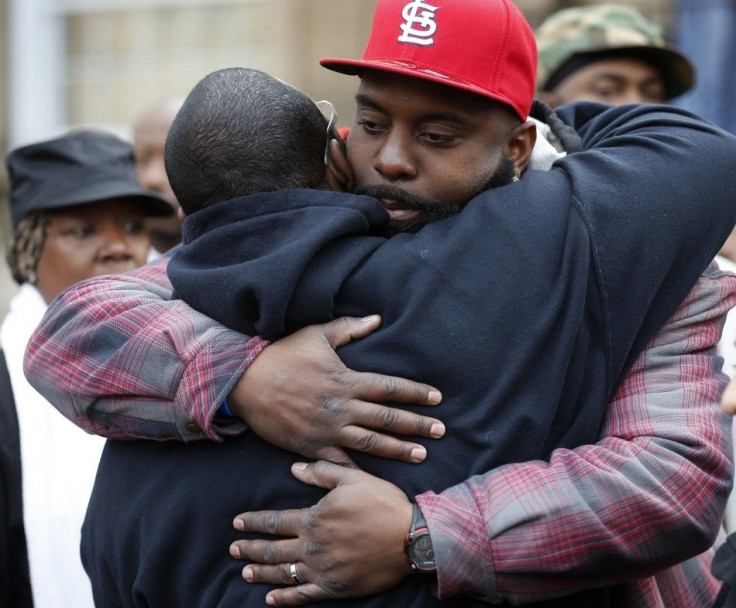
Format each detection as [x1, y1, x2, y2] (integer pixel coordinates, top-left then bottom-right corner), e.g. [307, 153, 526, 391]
[316, 99, 338, 165]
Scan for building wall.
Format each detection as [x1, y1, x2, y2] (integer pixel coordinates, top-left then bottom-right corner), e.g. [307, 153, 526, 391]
[62, 0, 379, 134]
[0, 0, 14, 318]
[60, 0, 680, 133]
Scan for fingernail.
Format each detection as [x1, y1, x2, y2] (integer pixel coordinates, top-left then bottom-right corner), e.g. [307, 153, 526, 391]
[243, 567, 253, 582]
[430, 422, 445, 438]
[361, 314, 380, 323]
[292, 462, 308, 471]
[266, 595, 276, 606]
[230, 544, 241, 558]
[428, 390, 442, 404]
[233, 518, 244, 531]
[410, 446, 427, 462]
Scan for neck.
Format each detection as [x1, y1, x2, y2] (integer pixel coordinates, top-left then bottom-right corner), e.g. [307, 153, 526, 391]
[719, 227, 736, 262]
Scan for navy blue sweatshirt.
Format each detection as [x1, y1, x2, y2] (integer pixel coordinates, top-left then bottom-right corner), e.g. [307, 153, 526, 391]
[84, 103, 736, 607]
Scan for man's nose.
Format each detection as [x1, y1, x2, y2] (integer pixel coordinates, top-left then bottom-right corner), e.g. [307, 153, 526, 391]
[621, 87, 649, 105]
[373, 130, 417, 181]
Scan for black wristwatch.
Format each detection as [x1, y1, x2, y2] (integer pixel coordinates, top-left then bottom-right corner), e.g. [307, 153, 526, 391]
[404, 502, 436, 576]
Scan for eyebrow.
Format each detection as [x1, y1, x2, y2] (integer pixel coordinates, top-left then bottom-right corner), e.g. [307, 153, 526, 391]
[354, 93, 473, 126]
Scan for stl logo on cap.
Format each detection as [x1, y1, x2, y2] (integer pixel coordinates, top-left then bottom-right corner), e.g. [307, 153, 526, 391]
[320, 0, 538, 121]
[398, 0, 439, 46]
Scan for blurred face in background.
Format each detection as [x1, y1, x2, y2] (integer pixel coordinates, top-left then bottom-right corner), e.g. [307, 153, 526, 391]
[133, 101, 183, 253]
[35, 199, 150, 303]
[540, 57, 667, 107]
[722, 377, 736, 417]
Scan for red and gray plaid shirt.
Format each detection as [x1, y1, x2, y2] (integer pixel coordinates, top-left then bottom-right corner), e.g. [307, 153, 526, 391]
[24, 256, 736, 606]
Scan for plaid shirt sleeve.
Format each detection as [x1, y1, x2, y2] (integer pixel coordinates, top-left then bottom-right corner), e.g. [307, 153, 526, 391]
[23, 255, 268, 442]
[416, 265, 736, 603]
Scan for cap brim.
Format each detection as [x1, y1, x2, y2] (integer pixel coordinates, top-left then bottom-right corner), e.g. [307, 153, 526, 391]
[48, 182, 175, 217]
[320, 57, 525, 119]
[576, 45, 695, 99]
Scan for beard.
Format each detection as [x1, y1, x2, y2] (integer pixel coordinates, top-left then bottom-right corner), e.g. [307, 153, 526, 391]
[354, 155, 516, 236]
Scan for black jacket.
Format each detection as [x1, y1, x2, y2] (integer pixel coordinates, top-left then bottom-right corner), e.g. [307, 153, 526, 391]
[714, 535, 736, 607]
[0, 350, 32, 608]
[86, 103, 736, 607]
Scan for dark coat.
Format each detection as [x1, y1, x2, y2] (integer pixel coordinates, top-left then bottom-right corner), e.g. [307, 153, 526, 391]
[0, 350, 32, 608]
[86, 103, 736, 607]
[713, 535, 736, 608]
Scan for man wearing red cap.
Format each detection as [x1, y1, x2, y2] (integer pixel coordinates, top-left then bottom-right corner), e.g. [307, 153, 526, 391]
[24, 1, 736, 606]
[321, 0, 536, 122]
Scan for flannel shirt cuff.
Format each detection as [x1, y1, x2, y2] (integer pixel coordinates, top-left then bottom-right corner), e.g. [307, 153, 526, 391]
[416, 485, 497, 602]
[175, 334, 269, 441]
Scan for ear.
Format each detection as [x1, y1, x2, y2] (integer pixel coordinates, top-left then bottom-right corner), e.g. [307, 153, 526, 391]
[326, 137, 354, 193]
[506, 120, 537, 177]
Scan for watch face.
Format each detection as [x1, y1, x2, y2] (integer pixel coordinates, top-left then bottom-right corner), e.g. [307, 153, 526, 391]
[410, 532, 436, 570]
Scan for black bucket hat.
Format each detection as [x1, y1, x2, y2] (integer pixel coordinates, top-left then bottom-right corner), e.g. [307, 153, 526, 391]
[7, 129, 174, 228]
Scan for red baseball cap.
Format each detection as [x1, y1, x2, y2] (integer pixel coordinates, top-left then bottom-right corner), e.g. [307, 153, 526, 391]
[320, 0, 537, 121]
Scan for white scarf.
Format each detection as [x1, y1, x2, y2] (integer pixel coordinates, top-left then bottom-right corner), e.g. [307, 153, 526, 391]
[528, 117, 567, 171]
[0, 283, 103, 608]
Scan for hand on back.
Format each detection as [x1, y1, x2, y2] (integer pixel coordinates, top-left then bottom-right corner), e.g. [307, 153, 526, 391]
[227, 315, 445, 468]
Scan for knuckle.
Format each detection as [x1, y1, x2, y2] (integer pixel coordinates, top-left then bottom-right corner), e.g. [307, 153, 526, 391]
[302, 540, 322, 556]
[392, 442, 411, 459]
[278, 563, 293, 584]
[331, 316, 350, 329]
[325, 578, 350, 596]
[355, 431, 379, 452]
[412, 415, 430, 434]
[263, 512, 281, 535]
[319, 450, 355, 469]
[376, 406, 397, 428]
[331, 368, 352, 389]
[379, 376, 400, 398]
[415, 385, 429, 401]
[291, 433, 314, 454]
[294, 587, 321, 603]
[303, 509, 324, 536]
[261, 543, 280, 563]
[318, 396, 346, 417]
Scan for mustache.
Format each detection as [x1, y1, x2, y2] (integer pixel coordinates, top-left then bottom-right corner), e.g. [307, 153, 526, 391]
[354, 183, 465, 235]
[353, 156, 516, 211]
[353, 156, 516, 236]
[353, 184, 441, 212]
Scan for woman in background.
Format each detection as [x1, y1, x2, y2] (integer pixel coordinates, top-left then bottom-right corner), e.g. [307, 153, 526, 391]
[0, 129, 171, 608]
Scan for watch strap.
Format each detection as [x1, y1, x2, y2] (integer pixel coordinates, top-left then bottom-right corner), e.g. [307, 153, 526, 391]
[409, 502, 427, 536]
[404, 502, 436, 576]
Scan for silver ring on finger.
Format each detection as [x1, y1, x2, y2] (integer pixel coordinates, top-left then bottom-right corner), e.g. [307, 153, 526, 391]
[290, 562, 304, 585]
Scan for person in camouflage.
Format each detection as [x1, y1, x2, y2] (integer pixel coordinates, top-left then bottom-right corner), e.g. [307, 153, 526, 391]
[535, 3, 694, 107]
[535, 6, 736, 606]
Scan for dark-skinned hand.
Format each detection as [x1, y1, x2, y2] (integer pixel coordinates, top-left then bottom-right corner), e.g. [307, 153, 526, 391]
[227, 315, 445, 468]
[231, 460, 414, 606]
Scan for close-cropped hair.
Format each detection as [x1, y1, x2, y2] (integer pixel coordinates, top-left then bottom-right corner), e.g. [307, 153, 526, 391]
[166, 67, 329, 215]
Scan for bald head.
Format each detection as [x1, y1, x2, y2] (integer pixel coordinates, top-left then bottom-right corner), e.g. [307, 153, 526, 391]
[134, 98, 183, 141]
[133, 98, 183, 208]
[133, 98, 184, 253]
